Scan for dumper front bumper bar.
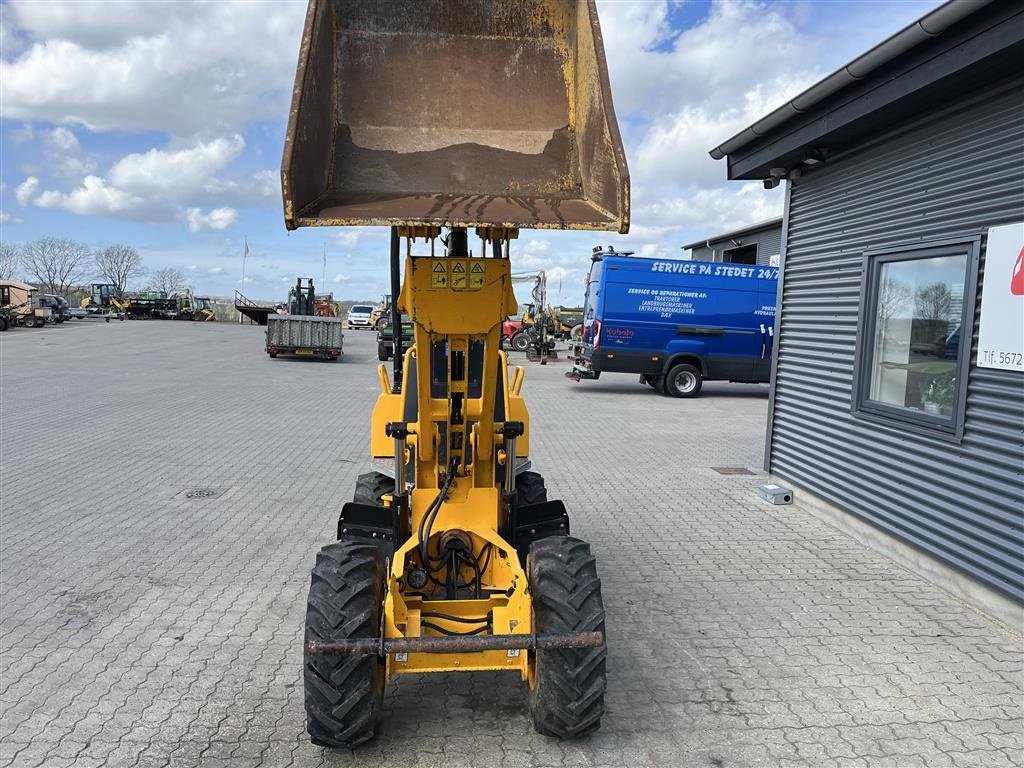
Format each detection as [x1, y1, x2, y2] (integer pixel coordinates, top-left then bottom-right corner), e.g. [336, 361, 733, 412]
[307, 631, 604, 656]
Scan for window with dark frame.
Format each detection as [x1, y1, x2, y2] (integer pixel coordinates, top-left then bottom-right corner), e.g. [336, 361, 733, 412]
[854, 239, 979, 436]
[723, 244, 757, 265]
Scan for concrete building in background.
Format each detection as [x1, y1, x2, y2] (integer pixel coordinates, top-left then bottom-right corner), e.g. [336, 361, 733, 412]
[712, 0, 1023, 626]
[682, 217, 782, 266]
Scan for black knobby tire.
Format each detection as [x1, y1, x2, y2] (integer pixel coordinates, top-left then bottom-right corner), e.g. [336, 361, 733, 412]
[528, 536, 607, 738]
[377, 345, 390, 362]
[0, 317, 7, 332]
[516, 471, 547, 506]
[353, 472, 394, 506]
[304, 542, 387, 748]
[664, 363, 702, 398]
[510, 332, 530, 352]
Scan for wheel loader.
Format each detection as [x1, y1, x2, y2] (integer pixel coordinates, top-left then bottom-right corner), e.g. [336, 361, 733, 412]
[282, 0, 629, 746]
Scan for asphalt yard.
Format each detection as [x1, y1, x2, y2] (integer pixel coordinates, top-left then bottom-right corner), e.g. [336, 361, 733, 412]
[1, 320, 1020, 767]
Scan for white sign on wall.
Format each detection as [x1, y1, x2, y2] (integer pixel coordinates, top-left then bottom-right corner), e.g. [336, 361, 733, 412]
[977, 222, 1024, 372]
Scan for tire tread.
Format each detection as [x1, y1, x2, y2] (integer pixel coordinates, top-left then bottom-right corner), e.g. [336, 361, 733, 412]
[528, 535, 607, 738]
[304, 541, 386, 748]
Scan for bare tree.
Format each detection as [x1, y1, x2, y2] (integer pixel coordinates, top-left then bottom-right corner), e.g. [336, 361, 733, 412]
[19, 237, 92, 294]
[877, 276, 911, 325]
[95, 245, 144, 296]
[915, 282, 954, 322]
[0, 241, 17, 280]
[148, 267, 187, 295]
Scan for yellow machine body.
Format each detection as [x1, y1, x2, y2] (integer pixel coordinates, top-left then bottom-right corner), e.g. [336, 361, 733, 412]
[368, 234, 537, 679]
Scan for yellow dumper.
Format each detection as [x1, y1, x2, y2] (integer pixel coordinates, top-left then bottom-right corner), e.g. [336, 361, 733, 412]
[283, 0, 628, 746]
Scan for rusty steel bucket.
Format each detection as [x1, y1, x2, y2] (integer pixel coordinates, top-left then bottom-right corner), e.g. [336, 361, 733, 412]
[281, 0, 629, 233]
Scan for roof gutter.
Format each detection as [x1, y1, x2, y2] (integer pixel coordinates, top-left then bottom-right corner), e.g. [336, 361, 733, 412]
[681, 216, 784, 251]
[708, 0, 991, 160]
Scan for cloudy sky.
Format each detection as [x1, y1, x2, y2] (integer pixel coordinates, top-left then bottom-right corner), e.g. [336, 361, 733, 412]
[1, 0, 940, 302]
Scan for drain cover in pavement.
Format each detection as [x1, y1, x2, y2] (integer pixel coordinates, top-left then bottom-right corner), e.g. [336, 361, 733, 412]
[174, 487, 228, 500]
[710, 467, 754, 475]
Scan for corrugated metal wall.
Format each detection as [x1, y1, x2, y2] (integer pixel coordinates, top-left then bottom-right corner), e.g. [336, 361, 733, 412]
[752, 226, 782, 266]
[689, 225, 782, 265]
[770, 74, 1024, 602]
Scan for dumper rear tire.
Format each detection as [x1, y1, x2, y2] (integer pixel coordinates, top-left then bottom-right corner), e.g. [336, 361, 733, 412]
[528, 536, 606, 738]
[516, 471, 547, 506]
[354, 472, 394, 506]
[304, 542, 386, 748]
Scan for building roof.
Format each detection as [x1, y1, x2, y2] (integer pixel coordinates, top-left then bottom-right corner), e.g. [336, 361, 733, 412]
[709, 0, 1023, 180]
[682, 217, 783, 251]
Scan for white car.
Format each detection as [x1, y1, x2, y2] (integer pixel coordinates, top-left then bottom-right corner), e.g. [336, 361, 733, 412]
[347, 304, 375, 329]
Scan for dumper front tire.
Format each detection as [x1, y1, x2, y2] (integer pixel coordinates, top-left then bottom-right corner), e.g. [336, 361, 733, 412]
[528, 536, 606, 738]
[304, 542, 386, 748]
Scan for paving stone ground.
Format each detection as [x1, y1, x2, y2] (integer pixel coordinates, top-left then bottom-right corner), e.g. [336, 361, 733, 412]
[1, 320, 1021, 768]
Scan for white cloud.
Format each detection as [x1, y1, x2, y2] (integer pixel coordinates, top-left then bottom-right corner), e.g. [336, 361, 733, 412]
[186, 207, 238, 233]
[109, 136, 245, 198]
[15, 176, 39, 205]
[2, 1, 306, 137]
[203, 169, 278, 206]
[47, 126, 79, 151]
[0, 210, 24, 224]
[11, 1, 189, 49]
[637, 183, 783, 233]
[207, 266, 225, 274]
[38, 125, 100, 178]
[523, 239, 551, 257]
[35, 175, 151, 217]
[332, 273, 349, 283]
[598, 0, 826, 202]
[332, 228, 381, 250]
[55, 156, 98, 177]
[21, 134, 269, 229]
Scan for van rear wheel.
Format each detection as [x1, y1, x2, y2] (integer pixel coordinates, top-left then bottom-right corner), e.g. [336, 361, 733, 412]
[665, 363, 702, 398]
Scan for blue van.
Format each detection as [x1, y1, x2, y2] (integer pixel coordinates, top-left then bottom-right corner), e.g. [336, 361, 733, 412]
[570, 250, 778, 397]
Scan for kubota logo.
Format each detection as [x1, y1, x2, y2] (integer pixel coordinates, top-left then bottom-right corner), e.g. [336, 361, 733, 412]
[1012, 246, 1024, 296]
